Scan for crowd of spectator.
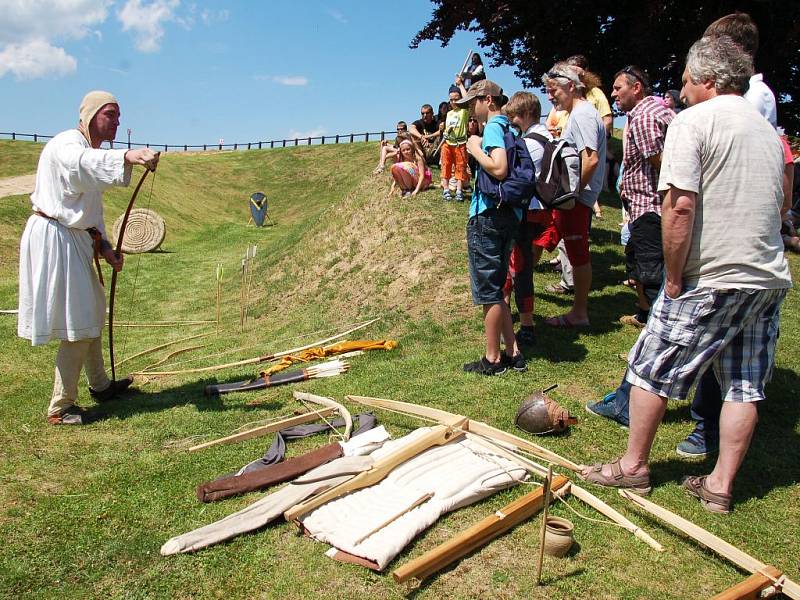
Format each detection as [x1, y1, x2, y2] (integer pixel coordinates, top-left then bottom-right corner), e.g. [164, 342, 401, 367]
[375, 14, 797, 514]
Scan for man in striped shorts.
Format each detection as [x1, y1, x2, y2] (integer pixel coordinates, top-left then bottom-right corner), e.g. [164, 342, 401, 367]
[580, 36, 792, 513]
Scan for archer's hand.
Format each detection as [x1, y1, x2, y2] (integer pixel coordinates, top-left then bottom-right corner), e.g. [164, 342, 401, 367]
[102, 247, 124, 272]
[125, 148, 160, 172]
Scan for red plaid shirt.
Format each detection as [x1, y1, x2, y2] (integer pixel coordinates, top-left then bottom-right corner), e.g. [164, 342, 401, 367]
[621, 96, 674, 222]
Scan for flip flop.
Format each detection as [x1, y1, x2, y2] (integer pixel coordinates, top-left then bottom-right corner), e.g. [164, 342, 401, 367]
[545, 314, 590, 329]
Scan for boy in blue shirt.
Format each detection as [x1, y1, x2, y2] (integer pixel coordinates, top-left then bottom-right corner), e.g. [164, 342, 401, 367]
[457, 80, 526, 375]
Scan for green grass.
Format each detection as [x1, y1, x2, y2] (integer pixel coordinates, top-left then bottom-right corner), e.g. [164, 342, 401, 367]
[1, 139, 798, 599]
[0, 139, 42, 177]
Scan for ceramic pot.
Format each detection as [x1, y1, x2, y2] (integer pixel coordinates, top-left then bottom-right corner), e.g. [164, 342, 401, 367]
[543, 516, 574, 557]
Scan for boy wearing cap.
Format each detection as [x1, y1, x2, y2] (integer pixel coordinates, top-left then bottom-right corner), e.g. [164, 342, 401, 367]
[459, 80, 525, 375]
[18, 91, 159, 425]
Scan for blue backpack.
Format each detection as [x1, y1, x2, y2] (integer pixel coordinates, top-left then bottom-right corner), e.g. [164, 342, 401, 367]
[475, 123, 538, 209]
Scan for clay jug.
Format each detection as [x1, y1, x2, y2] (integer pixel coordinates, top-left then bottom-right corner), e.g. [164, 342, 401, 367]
[543, 516, 574, 557]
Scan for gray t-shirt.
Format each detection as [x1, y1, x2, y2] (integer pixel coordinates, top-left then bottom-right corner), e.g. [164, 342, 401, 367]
[562, 100, 607, 207]
[522, 122, 550, 210]
[657, 94, 791, 289]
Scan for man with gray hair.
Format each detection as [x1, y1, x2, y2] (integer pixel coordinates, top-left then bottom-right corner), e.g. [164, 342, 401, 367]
[541, 63, 606, 328]
[580, 36, 791, 513]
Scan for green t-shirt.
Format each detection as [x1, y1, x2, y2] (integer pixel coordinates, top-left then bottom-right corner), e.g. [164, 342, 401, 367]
[444, 108, 469, 145]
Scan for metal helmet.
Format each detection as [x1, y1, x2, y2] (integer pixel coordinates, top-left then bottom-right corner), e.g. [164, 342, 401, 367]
[515, 387, 576, 435]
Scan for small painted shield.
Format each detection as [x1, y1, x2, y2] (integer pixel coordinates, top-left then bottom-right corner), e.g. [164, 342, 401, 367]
[249, 192, 268, 227]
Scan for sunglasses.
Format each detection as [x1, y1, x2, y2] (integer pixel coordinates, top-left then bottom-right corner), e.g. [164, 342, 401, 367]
[620, 65, 646, 86]
[546, 71, 572, 81]
[421, 110, 433, 116]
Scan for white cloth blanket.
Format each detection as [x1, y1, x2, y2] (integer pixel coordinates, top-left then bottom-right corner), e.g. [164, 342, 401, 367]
[301, 434, 528, 571]
[160, 427, 391, 555]
[18, 129, 131, 345]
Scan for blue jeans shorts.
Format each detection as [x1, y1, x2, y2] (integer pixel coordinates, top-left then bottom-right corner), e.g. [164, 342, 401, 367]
[467, 207, 519, 305]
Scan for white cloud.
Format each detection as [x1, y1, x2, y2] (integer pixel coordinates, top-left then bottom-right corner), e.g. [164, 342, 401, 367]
[326, 9, 347, 24]
[117, 0, 179, 53]
[288, 127, 327, 140]
[0, 0, 110, 45]
[0, 0, 108, 79]
[0, 39, 77, 80]
[273, 75, 309, 86]
[201, 8, 229, 25]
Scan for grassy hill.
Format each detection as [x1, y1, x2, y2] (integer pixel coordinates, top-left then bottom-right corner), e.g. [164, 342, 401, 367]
[0, 139, 798, 599]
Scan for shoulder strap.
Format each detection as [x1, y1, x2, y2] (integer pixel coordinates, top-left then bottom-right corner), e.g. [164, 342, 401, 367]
[524, 131, 550, 145]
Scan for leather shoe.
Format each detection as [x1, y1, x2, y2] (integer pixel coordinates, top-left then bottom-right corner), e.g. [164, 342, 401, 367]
[90, 376, 134, 403]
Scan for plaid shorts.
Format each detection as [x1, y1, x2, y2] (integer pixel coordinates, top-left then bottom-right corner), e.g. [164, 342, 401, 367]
[625, 286, 788, 402]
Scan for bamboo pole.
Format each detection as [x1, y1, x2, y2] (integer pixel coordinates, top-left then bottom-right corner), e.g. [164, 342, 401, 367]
[187, 407, 336, 452]
[392, 475, 570, 584]
[535, 465, 553, 585]
[215, 263, 223, 336]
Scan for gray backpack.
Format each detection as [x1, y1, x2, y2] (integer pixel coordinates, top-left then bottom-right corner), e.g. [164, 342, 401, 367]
[525, 132, 582, 210]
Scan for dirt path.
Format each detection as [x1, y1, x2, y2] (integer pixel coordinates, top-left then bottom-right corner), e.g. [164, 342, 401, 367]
[0, 174, 35, 199]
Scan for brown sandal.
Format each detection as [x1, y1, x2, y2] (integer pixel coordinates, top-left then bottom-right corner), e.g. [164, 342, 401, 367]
[580, 458, 652, 495]
[681, 475, 731, 514]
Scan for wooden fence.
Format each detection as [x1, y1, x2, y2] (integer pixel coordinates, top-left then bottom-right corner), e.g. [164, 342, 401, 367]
[0, 130, 396, 152]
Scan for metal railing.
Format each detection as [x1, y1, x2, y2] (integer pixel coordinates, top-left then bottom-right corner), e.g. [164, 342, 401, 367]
[0, 130, 396, 152]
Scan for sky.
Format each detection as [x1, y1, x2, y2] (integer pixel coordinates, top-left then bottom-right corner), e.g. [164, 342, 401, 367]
[0, 0, 547, 147]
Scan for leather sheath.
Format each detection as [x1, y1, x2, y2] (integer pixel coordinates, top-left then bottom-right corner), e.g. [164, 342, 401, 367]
[197, 442, 344, 503]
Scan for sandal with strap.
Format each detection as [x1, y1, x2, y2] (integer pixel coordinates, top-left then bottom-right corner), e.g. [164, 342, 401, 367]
[681, 475, 731, 514]
[580, 458, 652, 495]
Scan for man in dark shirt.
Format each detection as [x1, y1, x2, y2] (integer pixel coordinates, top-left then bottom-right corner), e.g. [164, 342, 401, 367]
[410, 104, 441, 165]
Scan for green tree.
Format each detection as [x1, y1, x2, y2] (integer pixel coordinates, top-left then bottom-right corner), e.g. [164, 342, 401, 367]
[412, 0, 800, 134]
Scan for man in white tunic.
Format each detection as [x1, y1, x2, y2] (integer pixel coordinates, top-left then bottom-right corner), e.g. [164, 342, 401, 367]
[18, 91, 159, 425]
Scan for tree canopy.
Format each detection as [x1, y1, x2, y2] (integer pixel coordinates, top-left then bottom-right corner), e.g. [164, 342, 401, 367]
[412, 1, 800, 134]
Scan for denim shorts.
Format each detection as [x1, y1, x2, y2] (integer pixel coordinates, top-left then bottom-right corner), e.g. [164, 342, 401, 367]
[625, 286, 787, 402]
[467, 207, 519, 305]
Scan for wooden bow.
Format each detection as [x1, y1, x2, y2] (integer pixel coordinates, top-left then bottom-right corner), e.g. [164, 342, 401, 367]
[345, 394, 580, 472]
[131, 317, 380, 377]
[109, 166, 154, 384]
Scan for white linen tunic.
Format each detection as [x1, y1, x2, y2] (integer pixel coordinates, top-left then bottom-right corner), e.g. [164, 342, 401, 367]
[18, 129, 131, 345]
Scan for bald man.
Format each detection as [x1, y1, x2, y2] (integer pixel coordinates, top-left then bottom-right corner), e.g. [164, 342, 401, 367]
[18, 90, 159, 425]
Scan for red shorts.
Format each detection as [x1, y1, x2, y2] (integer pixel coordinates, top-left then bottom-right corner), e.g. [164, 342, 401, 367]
[529, 210, 560, 252]
[440, 143, 468, 181]
[551, 203, 591, 266]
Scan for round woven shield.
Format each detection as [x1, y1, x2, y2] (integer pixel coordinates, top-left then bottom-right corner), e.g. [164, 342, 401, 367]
[112, 208, 166, 254]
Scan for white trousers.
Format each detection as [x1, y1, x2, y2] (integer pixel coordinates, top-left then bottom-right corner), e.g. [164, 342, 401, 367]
[48, 337, 110, 416]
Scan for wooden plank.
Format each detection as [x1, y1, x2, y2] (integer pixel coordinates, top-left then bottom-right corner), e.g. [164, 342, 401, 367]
[283, 423, 465, 523]
[711, 566, 782, 600]
[620, 491, 800, 600]
[187, 407, 336, 452]
[393, 475, 570, 584]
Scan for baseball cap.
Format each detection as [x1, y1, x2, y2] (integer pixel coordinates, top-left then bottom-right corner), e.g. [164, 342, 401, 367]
[456, 80, 508, 106]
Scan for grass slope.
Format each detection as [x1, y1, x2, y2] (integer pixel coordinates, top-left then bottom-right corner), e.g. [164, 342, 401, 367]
[0, 140, 798, 599]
